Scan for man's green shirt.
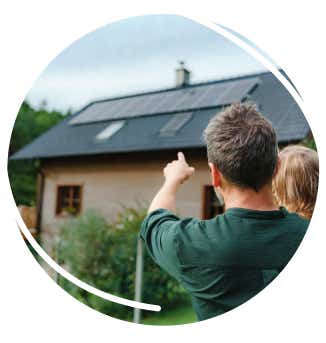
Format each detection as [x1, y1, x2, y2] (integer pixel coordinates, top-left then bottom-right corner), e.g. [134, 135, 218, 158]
[140, 207, 308, 321]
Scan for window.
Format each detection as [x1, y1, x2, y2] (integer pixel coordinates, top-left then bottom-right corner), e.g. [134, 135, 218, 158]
[159, 112, 193, 137]
[95, 120, 125, 141]
[202, 185, 224, 219]
[56, 185, 82, 216]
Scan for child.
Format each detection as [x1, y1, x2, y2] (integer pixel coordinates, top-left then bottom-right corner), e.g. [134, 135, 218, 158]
[273, 145, 319, 220]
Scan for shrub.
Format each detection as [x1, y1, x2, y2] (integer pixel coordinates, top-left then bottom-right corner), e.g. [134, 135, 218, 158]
[57, 207, 189, 320]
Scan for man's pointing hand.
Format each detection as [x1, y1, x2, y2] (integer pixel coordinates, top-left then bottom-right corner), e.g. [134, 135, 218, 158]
[163, 151, 195, 187]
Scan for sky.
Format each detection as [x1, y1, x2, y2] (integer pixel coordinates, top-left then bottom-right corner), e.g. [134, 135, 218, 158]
[26, 15, 267, 113]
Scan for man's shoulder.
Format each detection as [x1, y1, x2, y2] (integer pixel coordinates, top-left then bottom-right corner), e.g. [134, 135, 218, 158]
[140, 208, 202, 240]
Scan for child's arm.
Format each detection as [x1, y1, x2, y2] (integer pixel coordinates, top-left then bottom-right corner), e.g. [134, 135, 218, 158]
[148, 152, 195, 214]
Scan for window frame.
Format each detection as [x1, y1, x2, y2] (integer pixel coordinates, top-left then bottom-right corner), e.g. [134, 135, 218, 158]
[201, 185, 224, 219]
[55, 184, 83, 217]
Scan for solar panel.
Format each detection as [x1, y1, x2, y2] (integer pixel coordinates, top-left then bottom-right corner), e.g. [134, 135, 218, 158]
[148, 91, 177, 114]
[189, 84, 217, 108]
[218, 78, 259, 104]
[159, 112, 193, 137]
[195, 83, 230, 108]
[143, 93, 169, 115]
[70, 77, 259, 125]
[170, 88, 195, 112]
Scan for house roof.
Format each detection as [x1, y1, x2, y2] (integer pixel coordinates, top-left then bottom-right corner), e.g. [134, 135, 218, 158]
[11, 70, 310, 160]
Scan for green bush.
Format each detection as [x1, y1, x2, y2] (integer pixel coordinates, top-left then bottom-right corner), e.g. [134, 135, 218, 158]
[57, 207, 189, 320]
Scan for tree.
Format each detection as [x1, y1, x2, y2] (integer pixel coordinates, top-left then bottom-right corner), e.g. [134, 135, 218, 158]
[8, 101, 66, 205]
[301, 135, 317, 151]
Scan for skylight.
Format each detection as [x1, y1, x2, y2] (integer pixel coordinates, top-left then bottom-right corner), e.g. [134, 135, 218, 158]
[95, 121, 125, 141]
[159, 112, 193, 137]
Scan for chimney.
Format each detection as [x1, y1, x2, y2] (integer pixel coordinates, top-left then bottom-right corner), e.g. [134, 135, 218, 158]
[175, 61, 191, 87]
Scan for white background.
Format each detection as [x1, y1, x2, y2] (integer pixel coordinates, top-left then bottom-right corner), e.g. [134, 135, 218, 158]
[0, 1, 325, 342]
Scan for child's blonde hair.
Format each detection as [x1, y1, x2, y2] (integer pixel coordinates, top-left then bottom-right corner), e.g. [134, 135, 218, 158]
[273, 145, 319, 219]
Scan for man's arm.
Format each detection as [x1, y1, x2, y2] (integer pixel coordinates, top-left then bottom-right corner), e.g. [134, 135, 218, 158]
[148, 152, 195, 214]
[141, 152, 196, 278]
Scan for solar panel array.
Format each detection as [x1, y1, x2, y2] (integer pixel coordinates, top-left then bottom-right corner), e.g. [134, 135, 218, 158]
[159, 112, 193, 137]
[70, 77, 259, 125]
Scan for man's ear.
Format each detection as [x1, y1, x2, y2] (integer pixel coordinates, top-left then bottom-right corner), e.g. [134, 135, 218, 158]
[209, 163, 222, 187]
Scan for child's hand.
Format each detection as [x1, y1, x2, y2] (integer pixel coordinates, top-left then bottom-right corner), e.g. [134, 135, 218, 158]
[163, 152, 195, 187]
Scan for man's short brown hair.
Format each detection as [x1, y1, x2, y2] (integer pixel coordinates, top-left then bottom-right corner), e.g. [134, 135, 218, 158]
[204, 103, 278, 191]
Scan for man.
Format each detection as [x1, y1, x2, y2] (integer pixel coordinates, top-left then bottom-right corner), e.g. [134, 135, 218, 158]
[140, 103, 308, 321]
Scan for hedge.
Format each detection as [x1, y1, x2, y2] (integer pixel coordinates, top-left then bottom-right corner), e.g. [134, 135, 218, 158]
[57, 207, 189, 320]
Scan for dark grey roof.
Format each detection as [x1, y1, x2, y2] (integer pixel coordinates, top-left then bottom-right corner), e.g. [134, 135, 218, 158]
[11, 71, 310, 160]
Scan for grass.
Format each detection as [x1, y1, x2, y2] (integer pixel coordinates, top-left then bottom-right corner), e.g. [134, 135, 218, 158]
[141, 303, 197, 325]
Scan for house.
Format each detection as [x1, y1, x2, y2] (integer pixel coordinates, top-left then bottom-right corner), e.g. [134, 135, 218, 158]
[11, 64, 311, 254]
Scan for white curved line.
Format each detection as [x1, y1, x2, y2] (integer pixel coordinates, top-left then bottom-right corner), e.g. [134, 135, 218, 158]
[16, 212, 160, 312]
[195, 16, 305, 112]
